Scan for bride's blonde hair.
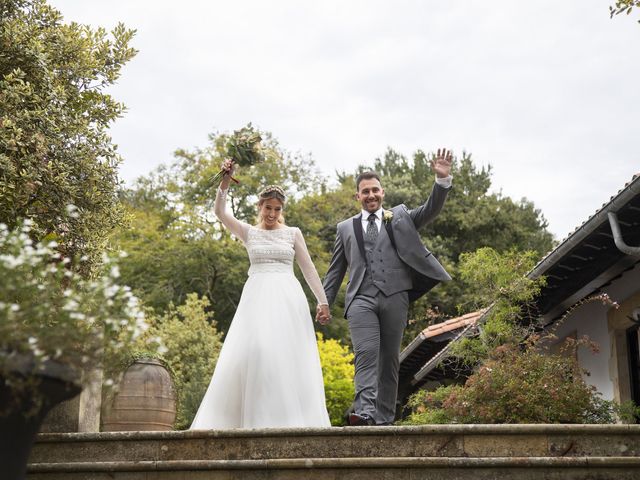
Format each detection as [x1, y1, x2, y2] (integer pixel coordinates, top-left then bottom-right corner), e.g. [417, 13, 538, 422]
[256, 185, 286, 225]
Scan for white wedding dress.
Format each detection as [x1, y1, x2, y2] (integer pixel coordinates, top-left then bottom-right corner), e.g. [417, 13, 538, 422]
[190, 187, 331, 429]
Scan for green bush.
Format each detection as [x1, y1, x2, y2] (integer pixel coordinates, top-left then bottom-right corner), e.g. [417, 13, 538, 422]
[144, 294, 222, 430]
[403, 248, 636, 425]
[450, 247, 545, 367]
[404, 343, 624, 424]
[317, 333, 354, 425]
[402, 384, 460, 425]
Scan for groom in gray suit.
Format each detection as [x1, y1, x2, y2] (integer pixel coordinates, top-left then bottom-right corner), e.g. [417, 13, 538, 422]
[317, 149, 453, 426]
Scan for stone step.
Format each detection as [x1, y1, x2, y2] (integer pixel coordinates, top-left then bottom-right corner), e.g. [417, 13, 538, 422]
[27, 456, 640, 480]
[29, 425, 640, 464]
[28, 425, 640, 480]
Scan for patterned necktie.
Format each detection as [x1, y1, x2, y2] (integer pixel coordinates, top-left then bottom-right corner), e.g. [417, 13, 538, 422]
[366, 214, 378, 243]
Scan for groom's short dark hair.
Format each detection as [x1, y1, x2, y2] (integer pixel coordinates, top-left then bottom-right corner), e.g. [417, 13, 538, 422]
[355, 171, 381, 191]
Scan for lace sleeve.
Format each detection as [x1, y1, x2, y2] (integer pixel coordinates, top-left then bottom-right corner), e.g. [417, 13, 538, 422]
[293, 227, 329, 306]
[214, 187, 250, 242]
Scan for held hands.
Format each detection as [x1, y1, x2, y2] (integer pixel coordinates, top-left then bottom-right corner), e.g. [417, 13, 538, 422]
[431, 148, 453, 178]
[316, 304, 331, 325]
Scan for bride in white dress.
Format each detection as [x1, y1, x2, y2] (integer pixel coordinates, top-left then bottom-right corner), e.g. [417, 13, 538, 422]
[190, 161, 331, 429]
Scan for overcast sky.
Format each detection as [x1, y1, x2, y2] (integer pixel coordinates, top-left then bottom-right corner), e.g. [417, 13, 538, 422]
[49, 0, 639, 240]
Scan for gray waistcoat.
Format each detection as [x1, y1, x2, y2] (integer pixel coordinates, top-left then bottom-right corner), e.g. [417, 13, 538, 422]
[357, 221, 412, 297]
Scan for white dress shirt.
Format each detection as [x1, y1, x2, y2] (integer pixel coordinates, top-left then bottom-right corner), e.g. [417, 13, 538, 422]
[360, 208, 383, 233]
[360, 175, 452, 233]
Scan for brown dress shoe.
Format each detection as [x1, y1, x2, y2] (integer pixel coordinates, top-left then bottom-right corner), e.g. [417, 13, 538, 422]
[348, 413, 375, 426]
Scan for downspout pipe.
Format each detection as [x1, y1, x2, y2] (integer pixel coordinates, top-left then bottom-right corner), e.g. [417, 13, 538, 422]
[608, 212, 640, 257]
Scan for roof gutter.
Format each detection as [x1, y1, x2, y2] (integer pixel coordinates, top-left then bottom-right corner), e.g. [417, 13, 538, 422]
[529, 175, 640, 279]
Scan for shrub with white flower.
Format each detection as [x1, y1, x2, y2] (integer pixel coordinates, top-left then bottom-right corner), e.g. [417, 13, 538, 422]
[0, 221, 157, 410]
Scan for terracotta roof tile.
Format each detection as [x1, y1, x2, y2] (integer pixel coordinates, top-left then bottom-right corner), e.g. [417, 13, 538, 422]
[422, 309, 485, 340]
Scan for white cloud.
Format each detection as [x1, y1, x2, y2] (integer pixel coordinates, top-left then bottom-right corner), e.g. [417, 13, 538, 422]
[49, 0, 640, 239]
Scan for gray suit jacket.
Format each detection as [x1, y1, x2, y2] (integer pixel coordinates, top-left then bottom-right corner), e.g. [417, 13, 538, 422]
[323, 182, 451, 317]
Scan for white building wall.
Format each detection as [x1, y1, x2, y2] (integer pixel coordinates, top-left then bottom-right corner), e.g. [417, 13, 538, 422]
[551, 301, 613, 400]
[604, 263, 640, 308]
[548, 263, 640, 402]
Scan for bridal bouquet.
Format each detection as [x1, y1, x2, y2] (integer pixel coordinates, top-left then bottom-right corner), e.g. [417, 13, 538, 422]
[209, 123, 265, 187]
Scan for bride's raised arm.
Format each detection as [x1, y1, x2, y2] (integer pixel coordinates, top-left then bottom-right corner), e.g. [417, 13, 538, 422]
[214, 187, 250, 243]
[293, 227, 329, 306]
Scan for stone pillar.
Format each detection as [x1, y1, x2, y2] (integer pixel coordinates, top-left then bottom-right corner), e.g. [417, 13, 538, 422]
[40, 368, 102, 433]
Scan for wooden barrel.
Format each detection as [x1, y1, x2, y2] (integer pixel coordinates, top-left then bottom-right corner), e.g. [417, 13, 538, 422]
[102, 359, 176, 431]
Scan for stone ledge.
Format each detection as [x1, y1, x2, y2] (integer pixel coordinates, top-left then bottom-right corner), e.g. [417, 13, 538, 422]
[28, 456, 640, 473]
[30, 424, 640, 464]
[29, 425, 640, 480]
[35, 424, 640, 443]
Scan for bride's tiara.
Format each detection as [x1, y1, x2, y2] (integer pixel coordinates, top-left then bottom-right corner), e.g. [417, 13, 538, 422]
[259, 185, 286, 202]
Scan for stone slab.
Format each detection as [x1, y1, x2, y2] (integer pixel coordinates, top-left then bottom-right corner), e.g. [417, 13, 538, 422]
[30, 425, 640, 464]
[28, 457, 640, 480]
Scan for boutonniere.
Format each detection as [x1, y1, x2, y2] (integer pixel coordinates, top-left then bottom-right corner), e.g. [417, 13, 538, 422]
[383, 210, 394, 224]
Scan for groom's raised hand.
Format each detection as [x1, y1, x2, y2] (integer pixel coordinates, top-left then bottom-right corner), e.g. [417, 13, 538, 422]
[316, 304, 331, 325]
[431, 148, 453, 178]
